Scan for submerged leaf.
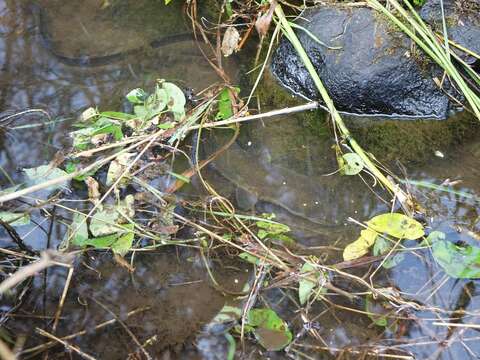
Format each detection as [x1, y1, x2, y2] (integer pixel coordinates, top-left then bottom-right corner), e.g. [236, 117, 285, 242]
[367, 213, 424, 240]
[298, 263, 325, 305]
[0, 211, 30, 226]
[373, 236, 405, 269]
[432, 240, 480, 278]
[24, 165, 68, 192]
[247, 308, 292, 351]
[343, 228, 378, 261]
[341, 153, 364, 175]
[70, 213, 89, 246]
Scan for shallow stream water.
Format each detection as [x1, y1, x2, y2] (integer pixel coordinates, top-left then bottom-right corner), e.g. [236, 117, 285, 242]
[1, 1, 480, 359]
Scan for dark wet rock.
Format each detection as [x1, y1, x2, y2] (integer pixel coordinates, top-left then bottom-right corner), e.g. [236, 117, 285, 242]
[271, 5, 451, 118]
[420, 0, 480, 65]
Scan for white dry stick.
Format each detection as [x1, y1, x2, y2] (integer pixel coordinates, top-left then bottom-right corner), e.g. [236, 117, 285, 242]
[0, 251, 73, 294]
[187, 101, 319, 130]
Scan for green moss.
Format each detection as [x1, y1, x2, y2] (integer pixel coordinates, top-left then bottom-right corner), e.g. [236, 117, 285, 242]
[346, 112, 479, 163]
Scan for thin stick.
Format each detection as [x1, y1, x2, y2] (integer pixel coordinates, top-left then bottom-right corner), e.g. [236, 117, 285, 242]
[274, 4, 411, 209]
[0, 252, 72, 294]
[36, 329, 96, 360]
[0, 128, 167, 204]
[433, 322, 480, 329]
[52, 266, 74, 332]
[91, 298, 152, 360]
[187, 101, 319, 130]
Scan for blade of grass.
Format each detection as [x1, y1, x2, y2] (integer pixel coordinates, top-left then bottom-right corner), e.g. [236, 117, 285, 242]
[274, 4, 410, 208]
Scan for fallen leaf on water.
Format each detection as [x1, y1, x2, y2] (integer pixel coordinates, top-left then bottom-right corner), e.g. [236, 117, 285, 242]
[368, 213, 424, 240]
[343, 228, 378, 261]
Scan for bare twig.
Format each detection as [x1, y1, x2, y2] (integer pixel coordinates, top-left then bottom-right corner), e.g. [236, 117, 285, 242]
[0, 251, 73, 294]
[36, 329, 96, 360]
[91, 298, 152, 360]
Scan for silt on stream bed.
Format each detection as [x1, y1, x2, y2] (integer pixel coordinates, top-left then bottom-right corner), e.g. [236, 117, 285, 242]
[0, 1, 480, 359]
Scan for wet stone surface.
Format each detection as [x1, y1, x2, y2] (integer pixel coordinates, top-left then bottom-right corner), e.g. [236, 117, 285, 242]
[271, 5, 454, 118]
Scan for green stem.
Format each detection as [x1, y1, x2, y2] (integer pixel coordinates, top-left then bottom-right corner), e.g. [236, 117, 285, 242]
[274, 4, 408, 204]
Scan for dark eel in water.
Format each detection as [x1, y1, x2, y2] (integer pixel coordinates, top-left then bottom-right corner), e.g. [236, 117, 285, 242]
[31, 4, 193, 67]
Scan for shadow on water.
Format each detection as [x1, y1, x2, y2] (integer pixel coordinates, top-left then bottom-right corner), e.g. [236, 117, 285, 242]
[1, 0, 480, 359]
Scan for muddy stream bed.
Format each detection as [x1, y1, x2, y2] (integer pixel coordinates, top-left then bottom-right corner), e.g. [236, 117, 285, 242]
[1, 1, 480, 359]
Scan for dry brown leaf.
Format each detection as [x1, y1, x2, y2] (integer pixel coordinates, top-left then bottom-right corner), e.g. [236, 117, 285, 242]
[85, 176, 101, 205]
[221, 27, 240, 57]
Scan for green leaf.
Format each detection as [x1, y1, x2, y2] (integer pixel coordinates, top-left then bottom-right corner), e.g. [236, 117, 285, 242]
[215, 87, 238, 120]
[372, 237, 404, 269]
[0, 211, 30, 226]
[343, 228, 378, 261]
[225, 332, 236, 360]
[144, 85, 168, 117]
[70, 213, 89, 246]
[238, 252, 261, 265]
[24, 165, 68, 192]
[89, 195, 135, 237]
[247, 308, 292, 351]
[298, 263, 325, 305]
[91, 118, 123, 140]
[382, 253, 405, 269]
[64, 161, 99, 181]
[126, 88, 147, 104]
[100, 111, 136, 121]
[158, 122, 175, 129]
[84, 233, 118, 248]
[367, 213, 424, 240]
[162, 82, 186, 120]
[256, 215, 290, 239]
[432, 240, 480, 278]
[341, 153, 364, 175]
[167, 171, 190, 184]
[111, 224, 135, 256]
[421, 230, 446, 246]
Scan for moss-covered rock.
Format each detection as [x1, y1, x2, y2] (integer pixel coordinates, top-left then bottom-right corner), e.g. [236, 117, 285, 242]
[255, 65, 479, 163]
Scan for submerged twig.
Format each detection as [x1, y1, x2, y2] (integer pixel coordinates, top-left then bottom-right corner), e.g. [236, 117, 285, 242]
[36, 328, 97, 360]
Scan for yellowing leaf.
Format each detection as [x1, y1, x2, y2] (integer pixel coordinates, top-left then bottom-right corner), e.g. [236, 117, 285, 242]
[106, 152, 134, 187]
[367, 213, 424, 240]
[343, 228, 378, 261]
